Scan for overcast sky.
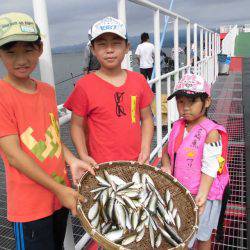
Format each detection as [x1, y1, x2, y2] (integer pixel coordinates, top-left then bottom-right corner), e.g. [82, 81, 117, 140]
[1, 0, 249, 47]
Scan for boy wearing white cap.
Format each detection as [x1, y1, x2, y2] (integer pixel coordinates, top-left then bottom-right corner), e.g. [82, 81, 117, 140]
[0, 12, 96, 249]
[65, 17, 154, 166]
[162, 73, 230, 249]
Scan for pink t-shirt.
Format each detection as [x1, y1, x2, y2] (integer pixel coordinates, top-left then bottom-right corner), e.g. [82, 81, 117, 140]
[64, 70, 154, 163]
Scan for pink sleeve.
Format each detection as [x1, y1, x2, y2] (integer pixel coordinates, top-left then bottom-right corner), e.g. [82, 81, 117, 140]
[0, 100, 18, 138]
[139, 76, 154, 109]
[64, 82, 89, 117]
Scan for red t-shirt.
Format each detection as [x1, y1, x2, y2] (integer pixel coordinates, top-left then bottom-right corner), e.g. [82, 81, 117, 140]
[64, 70, 154, 163]
[0, 79, 70, 222]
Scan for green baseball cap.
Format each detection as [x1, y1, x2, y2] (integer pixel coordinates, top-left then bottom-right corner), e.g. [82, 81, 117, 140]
[0, 12, 40, 47]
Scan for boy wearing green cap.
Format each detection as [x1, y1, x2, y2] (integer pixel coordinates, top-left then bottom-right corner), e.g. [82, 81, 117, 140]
[0, 12, 95, 249]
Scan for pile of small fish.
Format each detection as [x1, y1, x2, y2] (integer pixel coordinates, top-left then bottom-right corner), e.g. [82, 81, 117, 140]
[87, 170, 183, 248]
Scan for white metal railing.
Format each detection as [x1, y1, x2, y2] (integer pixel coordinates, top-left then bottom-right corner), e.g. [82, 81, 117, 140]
[74, 0, 220, 247]
[31, 0, 220, 249]
[222, 25, 238, 56]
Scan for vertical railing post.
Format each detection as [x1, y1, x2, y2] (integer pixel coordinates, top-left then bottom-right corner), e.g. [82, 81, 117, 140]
[193, 23, 198, 75]
[174, 17, 179, 82]
[117, 0, 132, 70]
[208, 32, 212, 83]
[200, 28, 204, 77]
[205, 30, 208, 81]
[186, 22, 191, 72]
[154, 9, 162, 157]
[32, 0, 55, 85]
[212, 33, 215, 82]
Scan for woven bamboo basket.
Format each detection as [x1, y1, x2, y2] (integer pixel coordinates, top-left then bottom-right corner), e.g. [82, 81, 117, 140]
[77, 161, 199, 250]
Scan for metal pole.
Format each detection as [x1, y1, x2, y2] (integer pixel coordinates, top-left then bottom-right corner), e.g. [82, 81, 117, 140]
[154, 9, 162, 157]
[117, 0, 132, 70]
[151, 0, 174, 79]
[186, 22, 191, 72]
[200, 28, 203, 77]
[32, 0, 55, 85]
[205, 30, 208, 81]
[193, 23, 198, 75]
[174, 17, 179, 82]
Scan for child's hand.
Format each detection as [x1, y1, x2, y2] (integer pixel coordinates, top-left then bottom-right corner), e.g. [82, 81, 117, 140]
[195, 193, 207, 215]
[138, 148, 150, 164]
[69, 157, 98, 185]
[161, 165, 172, 174]
[56, 185, 85, 216]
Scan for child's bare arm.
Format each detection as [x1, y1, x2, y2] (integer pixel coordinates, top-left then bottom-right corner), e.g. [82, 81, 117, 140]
[161, 145, 172, 174]
[196, 129, 220, 214]
[195, 174, 214, 214]
[62, 142, 97, 185]
[70, 112, 97, 166]
[138, 106, 154, 164]
[0, 135, 84, 216]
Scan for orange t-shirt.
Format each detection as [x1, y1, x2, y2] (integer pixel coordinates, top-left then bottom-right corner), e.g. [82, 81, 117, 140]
[0, 79, 70, 222]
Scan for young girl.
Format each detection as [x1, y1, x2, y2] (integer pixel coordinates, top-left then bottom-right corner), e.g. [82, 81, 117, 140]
[162, 73, 229, 250]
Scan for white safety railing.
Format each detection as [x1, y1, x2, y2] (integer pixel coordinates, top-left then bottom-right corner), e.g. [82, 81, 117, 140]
[31, 0, 220, 249]
[221, 25, 238, 56]
[74, 1, 220, 248]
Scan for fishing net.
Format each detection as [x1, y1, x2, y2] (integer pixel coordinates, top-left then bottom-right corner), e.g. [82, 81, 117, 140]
[77, 161, 198, 250]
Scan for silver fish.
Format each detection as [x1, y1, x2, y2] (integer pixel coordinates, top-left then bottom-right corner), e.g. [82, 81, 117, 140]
[136, 227, 145, 242]
[164, 222, 183, 244]
[115, 195, 126, 206]
[168, 199, 174, 213]
[91, 213, 100, 228]
[107, 198, 115, 219]
[149, 224, 155, 248]
[132, 172, 141, 184]
[95, 176, 111, 187]
[142, 173, 155, 187]
[125, 209, 132, 230]
[147, 182, 166, 206]
[88, 201, 99, 220]
[116, 181, 135, 192]
[122, 234, 137, 246]
[101, 222, 112, 234]
[158, 226, 178, 247]
[122, 195, 137, 210]
[155, 233, 162, 248]
[93, 191, 102, 201]
[100, 189, 108, 207]
[175, 213, 181, 230]
[136, 220, 146, 232]
[148, 193, 157, 214]
[105, 229, 124, 242]
[157, 201, 171, 224]
[165, 190, 171, 204]
[109, 174, 126, 186]
[141, 210, 148, 221]
[172, 208, 177, 219]
[104, 170, 117, 191]
[144, 191, 152, 207]
[100, 207, 108, 223]
[132, 210, 140, 230]
[90, 186, 107, 193]
[114, 202, 126, 229]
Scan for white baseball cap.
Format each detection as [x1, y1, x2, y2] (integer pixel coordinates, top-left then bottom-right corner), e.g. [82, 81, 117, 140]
[89, 16, 127, 42]
[167, 73, 211, 100]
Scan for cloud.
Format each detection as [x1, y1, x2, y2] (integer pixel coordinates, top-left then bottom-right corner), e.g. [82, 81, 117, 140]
[1, 0, 249, 47]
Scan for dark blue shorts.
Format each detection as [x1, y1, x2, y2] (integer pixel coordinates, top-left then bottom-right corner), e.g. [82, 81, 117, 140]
[13, 207, 69, 250]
